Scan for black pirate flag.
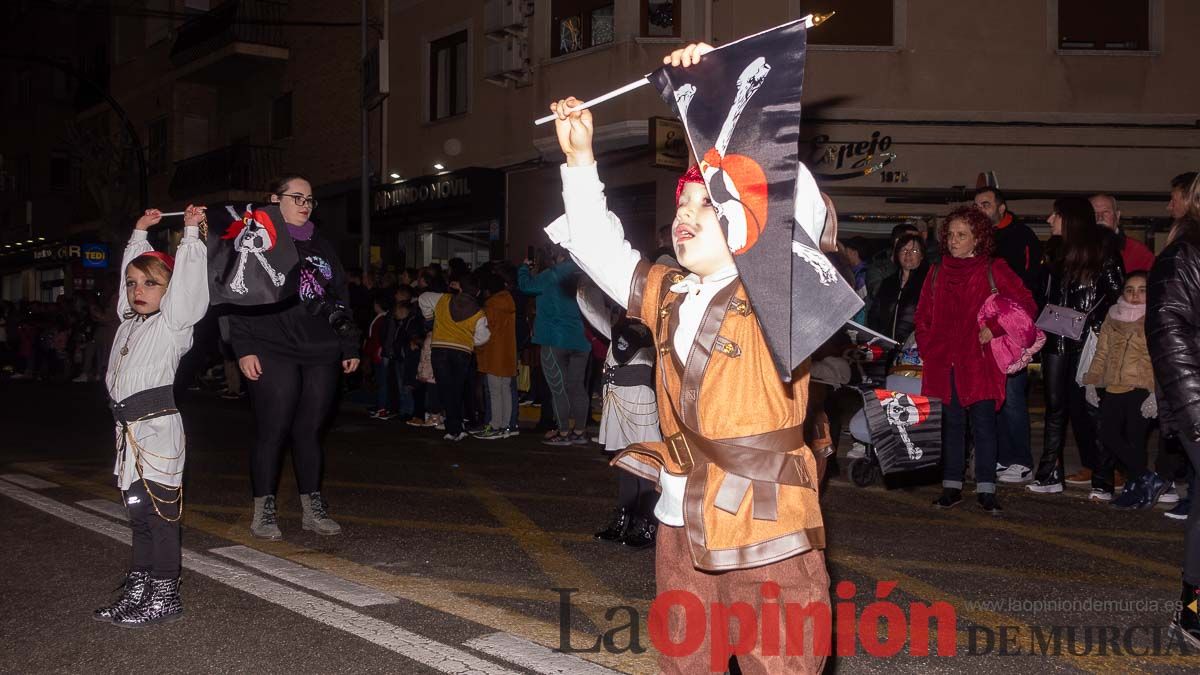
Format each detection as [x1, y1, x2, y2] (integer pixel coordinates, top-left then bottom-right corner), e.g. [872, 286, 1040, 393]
[860, 388, 943, 475]
[206, 203, 300, 306]
[649, 19, 862, 381]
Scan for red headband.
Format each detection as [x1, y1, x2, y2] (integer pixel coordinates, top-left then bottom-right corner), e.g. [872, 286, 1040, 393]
[135, 251, 175, 272]
[675, 165, 706, 204]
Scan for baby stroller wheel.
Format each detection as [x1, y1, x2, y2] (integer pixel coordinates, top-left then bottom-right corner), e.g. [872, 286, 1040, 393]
[849, 457, 879, 487]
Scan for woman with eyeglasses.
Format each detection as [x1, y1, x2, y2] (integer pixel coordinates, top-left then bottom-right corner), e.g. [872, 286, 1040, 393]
[867, 232, 929, 346]
[226, 174, 361, 540]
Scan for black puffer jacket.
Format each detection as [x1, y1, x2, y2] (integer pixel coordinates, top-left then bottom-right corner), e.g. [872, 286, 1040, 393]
[1147, 229, 1200, 442]
[867, 264, 928, 344]
[1043, 253, 1124, 355]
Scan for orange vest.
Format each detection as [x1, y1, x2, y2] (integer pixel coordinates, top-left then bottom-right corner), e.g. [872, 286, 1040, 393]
[613, 262, 825, 571]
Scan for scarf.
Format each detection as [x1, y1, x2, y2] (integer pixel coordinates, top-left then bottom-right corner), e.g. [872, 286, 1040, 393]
[1108, 297, 1145, 322]
[287, 220, 315, 241]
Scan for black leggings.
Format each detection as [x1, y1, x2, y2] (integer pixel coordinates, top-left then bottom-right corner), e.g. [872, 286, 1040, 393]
[1097, 389, 1153, 477]
[125, 479, 181, 579]
[617, 472, 658, 520]
[247, 355, 340, 497]
[431, 348, 472, 435]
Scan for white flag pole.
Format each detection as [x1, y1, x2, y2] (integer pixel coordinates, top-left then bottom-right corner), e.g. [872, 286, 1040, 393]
[158, 211, 187, 217]
[532, 13, 832, 126]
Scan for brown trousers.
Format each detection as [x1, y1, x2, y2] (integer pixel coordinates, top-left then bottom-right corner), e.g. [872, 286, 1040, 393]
[654, 524, 831, 674]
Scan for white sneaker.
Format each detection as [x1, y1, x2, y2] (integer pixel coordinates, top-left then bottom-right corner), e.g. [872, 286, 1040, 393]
[1088, 488, 1113, 502]
[996, 464, 1033, 484]
[72, 374, 89, 383]
[1159, 484, 1180, 505]
[846, 442, 867, 460]
[1026, 480, 1063, 494]
[443, 432, 467, 442]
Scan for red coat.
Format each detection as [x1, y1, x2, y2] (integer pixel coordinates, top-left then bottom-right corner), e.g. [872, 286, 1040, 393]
[915, 256, 1037, 409]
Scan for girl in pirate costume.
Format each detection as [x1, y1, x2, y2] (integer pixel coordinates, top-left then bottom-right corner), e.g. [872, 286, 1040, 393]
[94, 205, 209, 627]
[577, 281, 661, 548]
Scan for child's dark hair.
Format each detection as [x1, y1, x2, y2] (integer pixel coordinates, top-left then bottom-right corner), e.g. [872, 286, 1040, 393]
[1124, 271, 1148, 285]
[372, 289, 394, 313]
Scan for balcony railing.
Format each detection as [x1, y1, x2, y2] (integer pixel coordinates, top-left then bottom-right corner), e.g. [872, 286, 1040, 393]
[170, 0, 289, 68]
[169, 144, 281, 200]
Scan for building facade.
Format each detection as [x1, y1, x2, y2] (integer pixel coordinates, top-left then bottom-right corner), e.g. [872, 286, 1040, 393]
[379, 0, 1200, 268]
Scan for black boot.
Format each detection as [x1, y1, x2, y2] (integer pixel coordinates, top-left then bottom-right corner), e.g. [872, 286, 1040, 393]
[932, 487, 962, 509]
[93, 570, 150, 622]
[621, 515, 657, 550]
[594, 507, 630, 543]
[1170, 580, 1200, 650]
[113, 577, 183, 627]
[977, 492, 1003, 516]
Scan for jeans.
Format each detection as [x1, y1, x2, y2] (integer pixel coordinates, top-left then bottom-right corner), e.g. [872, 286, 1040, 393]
[942, 370, 999, 493]
[486, 374, 513, 429]
[997, 370, 1033, 469]
[375, 358, 393, 411]
[431, 348, 472, 435]
[1179, 437, 1200, 585]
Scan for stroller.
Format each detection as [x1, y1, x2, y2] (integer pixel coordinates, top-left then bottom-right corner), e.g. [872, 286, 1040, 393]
[840, 330, 942, 487]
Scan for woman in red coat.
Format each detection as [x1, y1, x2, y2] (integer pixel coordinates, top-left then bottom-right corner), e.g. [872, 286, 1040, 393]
[915, 206, 1037, 514]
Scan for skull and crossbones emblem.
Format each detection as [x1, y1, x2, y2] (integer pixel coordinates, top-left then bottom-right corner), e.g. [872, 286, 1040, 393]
[878, 391, 924, 460]
[225, 204, 286, 296]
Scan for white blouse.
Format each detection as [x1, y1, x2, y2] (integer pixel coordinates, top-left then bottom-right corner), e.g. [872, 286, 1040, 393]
[106, 226, 210, 490]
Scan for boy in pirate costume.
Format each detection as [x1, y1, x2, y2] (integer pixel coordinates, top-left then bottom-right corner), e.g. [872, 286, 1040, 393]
[95, 206, 209, 626]
[547, 40, 856, 673]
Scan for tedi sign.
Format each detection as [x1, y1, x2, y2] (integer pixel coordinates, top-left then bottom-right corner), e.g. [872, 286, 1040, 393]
[809, 131, 896, 181]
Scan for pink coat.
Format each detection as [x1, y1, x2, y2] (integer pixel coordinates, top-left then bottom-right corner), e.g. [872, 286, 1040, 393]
[978, 293, 1045, 374]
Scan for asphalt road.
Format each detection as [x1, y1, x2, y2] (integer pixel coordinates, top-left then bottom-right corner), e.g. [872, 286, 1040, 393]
[0, 380, 1195, 674]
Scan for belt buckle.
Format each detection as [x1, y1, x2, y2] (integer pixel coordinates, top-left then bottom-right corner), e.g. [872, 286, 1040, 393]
[667, 433, 695, 472]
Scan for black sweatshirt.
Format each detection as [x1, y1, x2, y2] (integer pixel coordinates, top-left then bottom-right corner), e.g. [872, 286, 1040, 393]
[227, 235, 360, 364]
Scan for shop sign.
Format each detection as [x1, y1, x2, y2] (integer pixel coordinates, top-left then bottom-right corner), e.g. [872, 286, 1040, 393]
[81, 243, 109, 269]
[809, 130, 899, 181]
[374, 176, 473, 212]
[650, 117, 689, 170]
[33, 244, 82, 262]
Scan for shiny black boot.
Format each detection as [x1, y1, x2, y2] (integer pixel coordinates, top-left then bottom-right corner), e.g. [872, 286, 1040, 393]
[621, 515, 658, 550]
[113, 577, 183, 627]
[93, 570, 150, 622]
[594, 507, 630, 543]
[1171, 580, 1200, 650]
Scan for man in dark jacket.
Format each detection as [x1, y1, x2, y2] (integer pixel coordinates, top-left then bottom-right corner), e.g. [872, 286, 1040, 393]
[974, 187, 1043, 484]
[1146, 214, 1200, 650]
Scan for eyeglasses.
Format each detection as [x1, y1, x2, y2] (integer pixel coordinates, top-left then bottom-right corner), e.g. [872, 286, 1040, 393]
[899, 248, 922, 256]
[277, 193, 318, 209]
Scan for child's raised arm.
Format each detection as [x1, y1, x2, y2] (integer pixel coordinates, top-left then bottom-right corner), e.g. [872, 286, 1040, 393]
[116, 209, 161, 319]
[160, 204, 210, 331]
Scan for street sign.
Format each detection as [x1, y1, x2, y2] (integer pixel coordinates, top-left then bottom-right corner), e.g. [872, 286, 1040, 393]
[363, 40, 390, 110]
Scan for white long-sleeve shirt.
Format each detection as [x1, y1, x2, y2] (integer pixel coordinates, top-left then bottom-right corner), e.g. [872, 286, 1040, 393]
[106, 226, 210, 490]
[547, 163, 743, 526]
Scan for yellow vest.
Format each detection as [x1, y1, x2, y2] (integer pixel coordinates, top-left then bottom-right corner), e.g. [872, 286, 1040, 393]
[431, 294, 481, 353]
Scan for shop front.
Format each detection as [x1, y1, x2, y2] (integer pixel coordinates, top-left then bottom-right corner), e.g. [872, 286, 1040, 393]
[371, 167, 505, 269]
[1, 240, 114, 303]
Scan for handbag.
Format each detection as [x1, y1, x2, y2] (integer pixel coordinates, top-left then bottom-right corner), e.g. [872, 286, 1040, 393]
[1035, 275, 1099, 341]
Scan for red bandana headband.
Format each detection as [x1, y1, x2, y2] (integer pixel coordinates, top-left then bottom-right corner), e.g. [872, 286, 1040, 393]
[135, 251, 175, 272]
[675, 164, 705, 205]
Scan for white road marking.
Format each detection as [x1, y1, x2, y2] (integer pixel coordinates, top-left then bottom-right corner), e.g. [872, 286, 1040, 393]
[0, 482, 520, 675]
[77, 499, 127, 520]
[0, 473, 60, 490]
[210, 545, 398, 607]
[463, 632, 623, 675]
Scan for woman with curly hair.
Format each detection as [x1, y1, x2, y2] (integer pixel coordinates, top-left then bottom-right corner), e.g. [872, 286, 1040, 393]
[915, 206, 1036, 514]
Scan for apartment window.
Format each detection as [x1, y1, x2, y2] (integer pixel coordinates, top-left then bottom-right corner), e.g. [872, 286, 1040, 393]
[641, 0, 679, 38]
[1058, 0, 1149, 51]
[271, 92, 293, 140]
[49, 153, 70, 191]
[147, 117, 168, 175]
[429, 31, 468, 121]
[551, 0, 614, 57]
[182, 115, 210, 158]
[802, 0, 894, 47]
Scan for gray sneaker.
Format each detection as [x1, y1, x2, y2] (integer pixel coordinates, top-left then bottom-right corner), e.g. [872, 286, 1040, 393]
[251, 495, 282, 540]
[300, 492, 342, 535]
